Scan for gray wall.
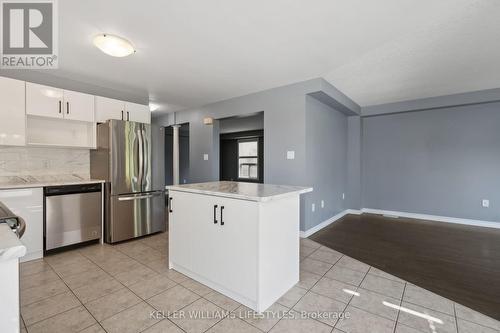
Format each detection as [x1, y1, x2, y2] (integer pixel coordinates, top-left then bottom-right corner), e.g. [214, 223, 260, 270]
[155, 78, 359, 230]
[347, 116, 362, 209]
[303, 96, 347, 230]
[362, 102, 500, 222]
[179, 133, 190, 184]
[219, 113, 264, 134]
[155, 80, 312, 186]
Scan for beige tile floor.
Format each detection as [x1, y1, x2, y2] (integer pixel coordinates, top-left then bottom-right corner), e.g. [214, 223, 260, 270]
[19, 233, 500, 333]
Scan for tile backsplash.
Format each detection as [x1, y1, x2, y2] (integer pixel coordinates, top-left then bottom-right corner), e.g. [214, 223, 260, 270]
[0, 147, 90, 177]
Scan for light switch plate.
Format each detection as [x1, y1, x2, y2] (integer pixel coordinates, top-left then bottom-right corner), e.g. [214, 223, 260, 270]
[203, 154, 209, 161]
[321, 200, 324, 208]
[311, 203, 315, 212]
[286, 151, 295, 160]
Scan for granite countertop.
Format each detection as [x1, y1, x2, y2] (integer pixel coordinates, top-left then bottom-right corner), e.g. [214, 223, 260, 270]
[0, 224, 26, 261]
[166, 181, 313, 202]
[0, 175, 106, 190]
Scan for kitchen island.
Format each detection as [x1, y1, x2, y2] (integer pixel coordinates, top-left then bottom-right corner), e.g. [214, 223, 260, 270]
[166, 181, 312, 312]
[0, 224, 26, 332]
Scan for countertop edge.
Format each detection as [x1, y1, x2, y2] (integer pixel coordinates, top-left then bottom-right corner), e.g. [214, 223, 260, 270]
[166, 186, 313, 202]
[0, 179, 106, 190]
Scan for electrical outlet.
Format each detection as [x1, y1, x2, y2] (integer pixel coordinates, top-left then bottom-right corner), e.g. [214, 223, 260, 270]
[342, 193, 345, 200]
[482, 199, 490, 208]
[286, 151, 295, 160]
[203, 154, 209, 161]
[321, 200, 324, 208]
[311, 203, 315, 212]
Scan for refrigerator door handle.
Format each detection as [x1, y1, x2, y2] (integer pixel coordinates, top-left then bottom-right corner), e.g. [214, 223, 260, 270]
[118, 191, 163, 201]
[118, 194, 153, 201]
[141, 128, 148, 191]
[137, 127, 144, 190]
[133, 133, 140, 191]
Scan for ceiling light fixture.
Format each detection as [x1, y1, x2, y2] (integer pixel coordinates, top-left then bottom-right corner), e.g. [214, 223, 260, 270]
[93, 34, 135, 57]
[149, 103, 160, 112]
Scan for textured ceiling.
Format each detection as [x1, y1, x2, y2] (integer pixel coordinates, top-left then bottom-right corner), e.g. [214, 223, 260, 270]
[9, 0, 500, 112]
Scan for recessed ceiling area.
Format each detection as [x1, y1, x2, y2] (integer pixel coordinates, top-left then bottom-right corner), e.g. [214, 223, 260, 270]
[5, 0, 499, 112]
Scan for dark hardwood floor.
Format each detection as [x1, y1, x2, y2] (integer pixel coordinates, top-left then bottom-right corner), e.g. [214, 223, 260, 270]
[310, 213, 500, 320]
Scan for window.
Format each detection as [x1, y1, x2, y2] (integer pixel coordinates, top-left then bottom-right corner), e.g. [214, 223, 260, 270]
[238, 139, 258, 180]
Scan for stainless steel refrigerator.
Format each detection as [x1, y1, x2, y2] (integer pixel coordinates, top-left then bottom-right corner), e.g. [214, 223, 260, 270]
[90, 120, 165, 243]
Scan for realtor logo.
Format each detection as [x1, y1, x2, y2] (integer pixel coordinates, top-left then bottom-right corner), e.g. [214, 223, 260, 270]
[1, 0, 58, 68]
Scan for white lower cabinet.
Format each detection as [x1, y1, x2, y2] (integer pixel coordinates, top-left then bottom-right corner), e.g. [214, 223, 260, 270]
[0, 188, 43, 262]
[169, 190, 300, 311]
[209, 197, 258, 300]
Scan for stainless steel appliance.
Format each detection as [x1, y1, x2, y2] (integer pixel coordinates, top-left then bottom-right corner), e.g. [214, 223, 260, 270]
[44, 184, 102, 251]
[0, 201, 26, 238]
[91, 120, 166, 243]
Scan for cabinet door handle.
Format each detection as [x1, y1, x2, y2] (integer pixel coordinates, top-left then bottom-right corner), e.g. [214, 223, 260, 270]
[220, 206, 225, 225]
[127, 111, 130, 121]
[66, 102, 69, 114]
[169, 197, 173, 213]
[121, 110, 124, 120]
[59, 101, 62, 113]
[213, 205, 218, 224]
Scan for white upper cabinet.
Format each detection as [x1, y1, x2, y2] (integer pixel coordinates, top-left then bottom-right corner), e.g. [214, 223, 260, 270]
[0, 77, 26, 146]
[26, 83, 94, 122]
[63, 90, 94, 122]
[125, 102, 151, 124]
[95, 97, 150, 124]
[95, 96, 125, 123]
[26, 82, 64, 119]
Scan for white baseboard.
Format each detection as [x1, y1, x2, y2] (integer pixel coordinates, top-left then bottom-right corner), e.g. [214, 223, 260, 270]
[300, 209, 361, 238]
[347, 209, 363, 215]
[300, 208, 499, 238]
[361, 208, 500, 229]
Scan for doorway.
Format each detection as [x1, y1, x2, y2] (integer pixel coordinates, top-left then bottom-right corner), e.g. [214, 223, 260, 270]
[219, 112, 264, 183]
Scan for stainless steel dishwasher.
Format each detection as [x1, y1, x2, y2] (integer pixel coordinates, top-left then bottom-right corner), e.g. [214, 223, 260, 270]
[44, 183, 102, 251]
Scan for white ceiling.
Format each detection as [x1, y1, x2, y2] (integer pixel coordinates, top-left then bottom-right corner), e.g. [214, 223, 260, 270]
[48, 0, 500, 112]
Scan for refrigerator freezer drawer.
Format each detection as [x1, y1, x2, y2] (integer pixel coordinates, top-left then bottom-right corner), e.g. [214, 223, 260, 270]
[45, 191, 102, 251]
[109, 191, 166, 243]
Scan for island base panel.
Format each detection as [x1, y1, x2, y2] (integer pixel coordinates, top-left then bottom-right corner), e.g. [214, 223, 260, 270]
[168, 190, 301, 312]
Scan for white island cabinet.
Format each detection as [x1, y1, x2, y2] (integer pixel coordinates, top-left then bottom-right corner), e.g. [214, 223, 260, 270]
[0, 188, 43, 262]
[0, 224, 26, 333]
[167, 181, 312, 312]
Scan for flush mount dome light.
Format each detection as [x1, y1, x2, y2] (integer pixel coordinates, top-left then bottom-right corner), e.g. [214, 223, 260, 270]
[93, 34, 135, 57]
[149, 103, 160, 112]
